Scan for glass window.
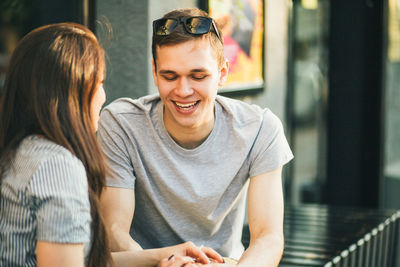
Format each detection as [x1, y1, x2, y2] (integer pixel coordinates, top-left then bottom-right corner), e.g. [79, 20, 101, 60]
[0, 0, 36, 92]
[287, 0, 329, 205]
[383, 0, 400, 210]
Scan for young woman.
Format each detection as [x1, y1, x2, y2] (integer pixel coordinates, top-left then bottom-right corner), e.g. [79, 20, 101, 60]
[0, 23, 218, 267]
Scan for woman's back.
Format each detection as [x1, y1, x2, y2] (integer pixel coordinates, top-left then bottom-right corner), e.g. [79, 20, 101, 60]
[0, 135, 91, 266]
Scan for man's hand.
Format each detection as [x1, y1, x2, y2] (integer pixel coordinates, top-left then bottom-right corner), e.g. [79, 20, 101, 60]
[158, 258, 236, 267]
[196, 264, 236, 267]
[158, 255, 197, 267]
[110, 242, 223, 267]
[160, 242, 224, 265]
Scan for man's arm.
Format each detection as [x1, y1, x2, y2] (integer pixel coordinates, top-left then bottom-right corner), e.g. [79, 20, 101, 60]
[101, 186, 223, 266]
[100, 186, 142, 251]
[237, 167, 284, 267]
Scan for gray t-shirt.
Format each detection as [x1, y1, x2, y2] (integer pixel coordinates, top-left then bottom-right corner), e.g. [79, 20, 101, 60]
[97, 94, 293, 259]
[0, 136, 91, 266]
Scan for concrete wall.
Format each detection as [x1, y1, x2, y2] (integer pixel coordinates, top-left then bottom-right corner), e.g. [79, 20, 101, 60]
[253, 0, 289, 122]
[96, 0, 149, 103]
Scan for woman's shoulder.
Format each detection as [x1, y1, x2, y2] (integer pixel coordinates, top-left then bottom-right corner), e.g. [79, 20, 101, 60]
[12, 136, 86, 189]
[2, 135, 89, 221]
[20, 136, 82, 167]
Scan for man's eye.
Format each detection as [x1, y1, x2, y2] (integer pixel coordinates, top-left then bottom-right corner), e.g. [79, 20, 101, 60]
[192, 75, 207, 80]
[163, 75, 177, 81]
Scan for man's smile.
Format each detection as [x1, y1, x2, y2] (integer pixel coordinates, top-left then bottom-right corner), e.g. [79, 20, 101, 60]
[172, 100, 200, 111]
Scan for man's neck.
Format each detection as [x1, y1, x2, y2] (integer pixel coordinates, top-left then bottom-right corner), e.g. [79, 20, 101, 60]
[164, 112, 215, 149]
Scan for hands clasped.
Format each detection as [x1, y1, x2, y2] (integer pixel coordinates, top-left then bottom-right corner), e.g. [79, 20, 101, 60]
[158, 242, 234, 267]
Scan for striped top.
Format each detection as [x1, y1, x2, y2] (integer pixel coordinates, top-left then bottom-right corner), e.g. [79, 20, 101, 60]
[0, 136, 91, 266]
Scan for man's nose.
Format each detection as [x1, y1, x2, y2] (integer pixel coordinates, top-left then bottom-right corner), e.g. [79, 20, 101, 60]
[175, 78, 194, 97]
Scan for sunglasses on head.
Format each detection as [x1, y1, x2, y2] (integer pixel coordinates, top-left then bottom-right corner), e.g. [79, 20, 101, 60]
[153, 16, 222, 43]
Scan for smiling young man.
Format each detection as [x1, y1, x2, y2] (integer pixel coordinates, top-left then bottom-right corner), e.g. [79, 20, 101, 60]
[97, 7, 293, 267]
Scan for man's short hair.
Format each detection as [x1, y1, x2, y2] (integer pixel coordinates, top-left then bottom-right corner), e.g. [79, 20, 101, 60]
[152, 8, 225, 70]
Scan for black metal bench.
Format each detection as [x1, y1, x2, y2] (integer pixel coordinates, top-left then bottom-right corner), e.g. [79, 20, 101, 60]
[241, 204, 400, 267]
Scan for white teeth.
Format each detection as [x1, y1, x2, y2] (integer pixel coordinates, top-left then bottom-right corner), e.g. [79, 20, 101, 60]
[174, 101, 197, 108]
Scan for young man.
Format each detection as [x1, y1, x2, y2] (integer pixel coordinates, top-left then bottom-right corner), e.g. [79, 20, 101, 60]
[98, 7, 293, 267]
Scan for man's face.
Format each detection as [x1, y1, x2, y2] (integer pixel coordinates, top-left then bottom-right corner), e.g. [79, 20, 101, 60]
[152, 39, 228, 131]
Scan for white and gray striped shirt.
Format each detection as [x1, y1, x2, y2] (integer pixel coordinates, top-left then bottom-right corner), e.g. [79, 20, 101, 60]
[0, 135, 91, 266]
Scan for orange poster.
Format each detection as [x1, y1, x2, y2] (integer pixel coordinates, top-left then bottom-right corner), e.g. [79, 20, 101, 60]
[209, 0, 264, 92]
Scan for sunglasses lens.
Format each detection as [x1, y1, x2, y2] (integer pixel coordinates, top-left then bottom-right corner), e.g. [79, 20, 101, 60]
[153, 16, 221, 42]
[154, 19, 179, 35]
[185, 17, 212, 34]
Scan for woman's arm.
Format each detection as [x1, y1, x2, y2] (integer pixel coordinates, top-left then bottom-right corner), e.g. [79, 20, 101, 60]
[36, 241, 85, 267]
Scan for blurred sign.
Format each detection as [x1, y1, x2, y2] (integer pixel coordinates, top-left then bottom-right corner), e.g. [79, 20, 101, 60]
[209, 0, 264, 92]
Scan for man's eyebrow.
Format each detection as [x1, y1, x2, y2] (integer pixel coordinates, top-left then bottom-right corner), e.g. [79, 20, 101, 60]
[191, 68, 208, 73]
[159, 70, 176, 75]
[158, 69, 208, 74]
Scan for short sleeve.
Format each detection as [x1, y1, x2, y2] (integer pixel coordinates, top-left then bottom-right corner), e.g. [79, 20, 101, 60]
[97, 107, 136, 189]
[29, 156, 91, 244]
[248, 110, 294, 178]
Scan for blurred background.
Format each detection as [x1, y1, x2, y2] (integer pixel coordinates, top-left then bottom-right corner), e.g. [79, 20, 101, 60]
[1, 0, 399, 211]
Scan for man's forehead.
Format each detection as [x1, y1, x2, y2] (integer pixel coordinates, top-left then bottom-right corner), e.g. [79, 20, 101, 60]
[155, 41, 218, 70]
[158, 68, 209, 74]
[156, 39, 216, 56]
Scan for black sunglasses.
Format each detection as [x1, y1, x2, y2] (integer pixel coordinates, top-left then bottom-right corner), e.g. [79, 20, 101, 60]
[153, 16, 222, 43]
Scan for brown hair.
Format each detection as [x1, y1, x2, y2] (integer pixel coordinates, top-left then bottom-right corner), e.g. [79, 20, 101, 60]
[152, 8, 224, 70]
[0, 23, 112, 267]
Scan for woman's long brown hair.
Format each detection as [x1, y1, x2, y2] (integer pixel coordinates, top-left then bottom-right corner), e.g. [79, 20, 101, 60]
[0, 23, 113, 267]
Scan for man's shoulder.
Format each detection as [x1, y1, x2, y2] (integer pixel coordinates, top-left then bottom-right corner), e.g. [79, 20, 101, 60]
[103, 94, 160, 115]
[216, 95, 271, 124]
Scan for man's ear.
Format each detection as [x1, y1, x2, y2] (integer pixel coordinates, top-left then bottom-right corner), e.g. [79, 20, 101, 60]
[218, 59, 229, 87]
[152, 60, 158, 87]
